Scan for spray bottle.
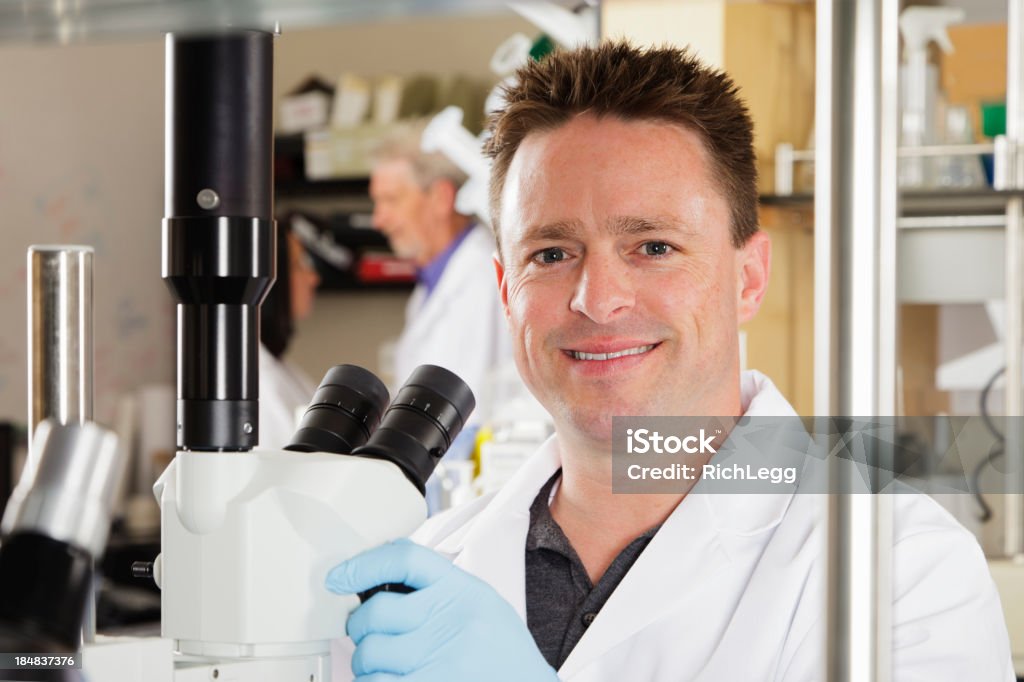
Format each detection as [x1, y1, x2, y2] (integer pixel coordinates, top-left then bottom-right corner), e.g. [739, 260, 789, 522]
[898, 6, 964, 188]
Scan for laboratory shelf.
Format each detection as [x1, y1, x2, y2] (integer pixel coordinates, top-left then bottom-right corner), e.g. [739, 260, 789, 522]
[761, 188, 1024, 217]
[275, 177, 371, 199]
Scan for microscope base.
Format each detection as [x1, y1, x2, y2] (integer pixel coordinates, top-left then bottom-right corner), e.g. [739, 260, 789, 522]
[83, 635, 331, 681]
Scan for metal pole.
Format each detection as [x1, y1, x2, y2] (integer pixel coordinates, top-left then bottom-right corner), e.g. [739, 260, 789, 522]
[1003, 0, 1024, 558]
[26, 244, 95, 643]
[817, 0, 898, 679]
[27, 246, 94, 460]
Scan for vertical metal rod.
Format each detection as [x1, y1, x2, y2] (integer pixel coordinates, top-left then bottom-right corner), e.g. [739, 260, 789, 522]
[27, 246, 94, 459]
[1003, 0, 1024, 558]
[817, 0, 897, 678]
[26, 244, 95, 643]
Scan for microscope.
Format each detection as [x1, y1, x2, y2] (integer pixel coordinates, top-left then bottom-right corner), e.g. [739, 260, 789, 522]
[0, 29, 474, 681]
[150, 29, 476, 680]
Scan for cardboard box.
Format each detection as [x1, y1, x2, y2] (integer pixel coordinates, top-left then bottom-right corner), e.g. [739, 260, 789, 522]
[725, 3, 816, 195]
[942, 23, 1007, 140]
[304, 123, 397, 180]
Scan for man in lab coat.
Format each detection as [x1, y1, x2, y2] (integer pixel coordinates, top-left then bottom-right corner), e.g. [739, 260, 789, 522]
[327, 43, 1014, 681]
[369, 121, 511, 413]
[369, 122, 513, 511]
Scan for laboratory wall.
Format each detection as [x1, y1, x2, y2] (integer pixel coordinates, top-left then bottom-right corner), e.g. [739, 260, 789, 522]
[0, 11, 532, 429]
[0, 36, 168, 427]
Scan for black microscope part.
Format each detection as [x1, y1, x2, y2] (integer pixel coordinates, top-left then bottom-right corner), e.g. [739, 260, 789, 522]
[162, 31, 276, 452]
[286, 365, 391, 455]
[352, 364, 476, 495]
[0, 532, 93, 652]
[358, 582, 415, 603]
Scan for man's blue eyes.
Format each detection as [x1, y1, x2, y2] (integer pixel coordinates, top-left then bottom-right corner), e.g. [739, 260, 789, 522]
[534, 242, 672, 264]
[539, 248, 565, 263]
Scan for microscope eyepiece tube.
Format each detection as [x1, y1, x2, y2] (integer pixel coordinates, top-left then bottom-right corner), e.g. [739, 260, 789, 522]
[286, 365, 391, 455]
[0, 420, 121, 652]
[162, 31, 275, 451]
[352, 365, 475, 495]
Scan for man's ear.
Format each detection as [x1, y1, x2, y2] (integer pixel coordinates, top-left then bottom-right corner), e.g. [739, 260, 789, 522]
[494, 254, 511, 320]
[736, 230, 771, 324]
[427, 178, 458, 216]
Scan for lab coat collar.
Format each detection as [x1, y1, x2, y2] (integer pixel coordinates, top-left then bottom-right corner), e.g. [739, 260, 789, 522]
[700, 369, 801, 543]
[438, 370, 801, 677]
[561, 372, 801, 675]
[434, 435, 562, 619]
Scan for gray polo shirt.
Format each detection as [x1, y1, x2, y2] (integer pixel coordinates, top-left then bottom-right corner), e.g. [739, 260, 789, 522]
[525, 471, 660, 670]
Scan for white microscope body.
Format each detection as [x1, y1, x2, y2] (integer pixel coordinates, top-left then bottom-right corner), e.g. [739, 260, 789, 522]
[83, 363, 473, 682]
[156, 450, 424, 661]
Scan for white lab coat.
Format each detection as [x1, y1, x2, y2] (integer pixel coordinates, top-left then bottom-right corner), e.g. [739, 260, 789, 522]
[392, 224, 511, 423]
[258, 343, 316, 449]
[331, 371, 1013, 681]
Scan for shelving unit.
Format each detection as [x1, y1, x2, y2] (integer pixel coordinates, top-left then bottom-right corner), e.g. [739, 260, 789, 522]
[274, 135, 416, 293]
[817, 2, 1024, 677]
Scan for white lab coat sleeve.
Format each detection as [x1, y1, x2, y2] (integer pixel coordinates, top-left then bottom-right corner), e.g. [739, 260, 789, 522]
[889, 520, 1014, 682]
[392, 227, 512, 421]
[774, 497, 1013, 682]
[432, 275, 503, 405]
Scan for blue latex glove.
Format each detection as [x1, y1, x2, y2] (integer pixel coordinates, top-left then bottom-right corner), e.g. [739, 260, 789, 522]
[325, 539, 560, 682]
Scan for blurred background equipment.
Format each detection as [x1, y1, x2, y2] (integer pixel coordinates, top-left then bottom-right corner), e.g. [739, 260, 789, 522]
[0, 421, 121, 654]
[258, 223, 321, 449]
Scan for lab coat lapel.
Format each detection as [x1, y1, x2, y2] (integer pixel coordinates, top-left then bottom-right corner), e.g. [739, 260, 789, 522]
[558, 490, 795, 678]
[433, 371, 800, 677]
[438, 437, 562, 620]
[555, 491, 729, 678]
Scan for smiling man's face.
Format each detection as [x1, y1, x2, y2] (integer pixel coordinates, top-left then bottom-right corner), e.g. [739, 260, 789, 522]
[494, 114, 770, 448]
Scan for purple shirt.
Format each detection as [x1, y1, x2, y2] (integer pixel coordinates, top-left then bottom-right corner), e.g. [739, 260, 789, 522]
[418, 224, 474, 298]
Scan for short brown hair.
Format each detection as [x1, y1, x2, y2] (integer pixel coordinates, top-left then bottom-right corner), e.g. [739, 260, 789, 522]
[484, 41, 758, 248]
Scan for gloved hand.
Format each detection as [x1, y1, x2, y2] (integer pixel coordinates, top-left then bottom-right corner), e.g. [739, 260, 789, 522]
[325, 539, 560, 682]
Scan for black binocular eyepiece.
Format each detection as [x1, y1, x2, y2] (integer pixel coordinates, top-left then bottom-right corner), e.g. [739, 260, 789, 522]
[286, 364, 475, 495]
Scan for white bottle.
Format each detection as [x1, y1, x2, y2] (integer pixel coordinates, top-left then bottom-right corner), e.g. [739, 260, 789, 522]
[898, 7, 964, 189]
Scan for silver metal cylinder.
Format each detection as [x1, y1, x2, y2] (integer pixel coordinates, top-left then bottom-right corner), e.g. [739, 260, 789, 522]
[817, 0, 897, 678]
[1, 420, 121, 558]
[26, 244, 96, 643]
[27, 245, 94, 463]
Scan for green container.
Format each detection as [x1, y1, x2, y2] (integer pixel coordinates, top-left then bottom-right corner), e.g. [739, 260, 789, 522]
[981, 101, 1006, 138]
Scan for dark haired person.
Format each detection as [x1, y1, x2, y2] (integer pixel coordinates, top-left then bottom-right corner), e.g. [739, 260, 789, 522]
[326, 43, 1013, 681]
[258, 226, 320, 448]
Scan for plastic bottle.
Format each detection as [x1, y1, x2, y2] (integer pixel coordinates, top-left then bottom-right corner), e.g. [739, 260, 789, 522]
[936, 104, 988, 188]
[898, 6, 964, 188]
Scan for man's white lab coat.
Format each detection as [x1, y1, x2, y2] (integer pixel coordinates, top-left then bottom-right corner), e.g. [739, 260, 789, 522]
[332, 371, 1013, 681]
[392, 223, 510, 418]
